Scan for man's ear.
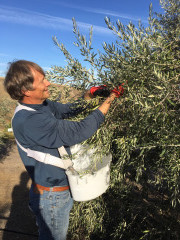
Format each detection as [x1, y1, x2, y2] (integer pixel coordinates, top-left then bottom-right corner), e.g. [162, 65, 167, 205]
[21, 88, 31, 97]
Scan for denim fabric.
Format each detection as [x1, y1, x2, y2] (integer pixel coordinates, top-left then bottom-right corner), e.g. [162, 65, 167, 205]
[29, 185, 73, 240]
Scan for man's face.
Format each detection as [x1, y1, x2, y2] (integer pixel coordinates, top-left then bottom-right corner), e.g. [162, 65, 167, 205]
[28, 68, 51, 104]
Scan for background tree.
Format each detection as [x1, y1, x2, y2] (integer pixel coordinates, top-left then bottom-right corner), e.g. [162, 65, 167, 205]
[47, 0, 180, 239]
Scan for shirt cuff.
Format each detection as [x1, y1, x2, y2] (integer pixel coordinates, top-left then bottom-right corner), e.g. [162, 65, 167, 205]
[93, 109, 105, 123]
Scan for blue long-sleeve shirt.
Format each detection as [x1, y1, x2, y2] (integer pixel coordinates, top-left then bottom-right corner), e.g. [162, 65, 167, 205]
[12, 99, 105, 187]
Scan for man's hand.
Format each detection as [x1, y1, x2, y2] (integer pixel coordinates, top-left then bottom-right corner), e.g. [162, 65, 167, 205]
[85, 83, 125, 100]
[90, 84, 125, 98]
[111, 84, 124, 97]
[98, 84, 125, 115]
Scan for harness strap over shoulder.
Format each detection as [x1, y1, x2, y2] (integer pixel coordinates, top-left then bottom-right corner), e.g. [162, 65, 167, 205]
[13, 103, 73, 170]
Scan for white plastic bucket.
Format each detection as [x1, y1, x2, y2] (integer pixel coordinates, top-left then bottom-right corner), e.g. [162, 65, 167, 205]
[66, 144, 112, 202]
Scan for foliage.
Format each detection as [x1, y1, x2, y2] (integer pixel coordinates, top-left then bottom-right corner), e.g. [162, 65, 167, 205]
[47, 0, 180, 239]
[0, 98, 16, 162]
[0, 98, 15, 128]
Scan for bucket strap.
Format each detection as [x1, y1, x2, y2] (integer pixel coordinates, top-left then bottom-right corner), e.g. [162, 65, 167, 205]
[13, 103, 73, 170]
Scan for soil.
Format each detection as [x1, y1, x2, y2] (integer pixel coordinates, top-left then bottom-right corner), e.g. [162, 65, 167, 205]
[0, 142, 38, 240]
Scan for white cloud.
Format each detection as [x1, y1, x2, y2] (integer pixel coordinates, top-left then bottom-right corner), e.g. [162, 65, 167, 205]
[52, 1, 148, 23]
[0, 5, 112, 35]
[0, 6, 72, 29]
[0, 53, 10, 57]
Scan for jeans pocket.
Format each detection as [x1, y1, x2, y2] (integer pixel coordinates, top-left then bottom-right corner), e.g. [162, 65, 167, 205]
[55, 190, 71, 208]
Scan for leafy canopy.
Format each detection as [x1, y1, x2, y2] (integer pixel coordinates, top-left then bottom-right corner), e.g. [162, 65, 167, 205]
[47, 0, 180, 239]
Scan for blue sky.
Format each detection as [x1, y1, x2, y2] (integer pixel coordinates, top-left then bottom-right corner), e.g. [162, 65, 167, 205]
[0, 0, 163, 77]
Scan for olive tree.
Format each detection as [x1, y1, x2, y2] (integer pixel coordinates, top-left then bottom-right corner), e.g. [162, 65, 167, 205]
[47, 0, 180, 239]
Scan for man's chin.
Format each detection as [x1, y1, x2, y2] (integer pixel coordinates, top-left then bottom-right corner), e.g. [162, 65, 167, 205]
[45, 91, 50, 97]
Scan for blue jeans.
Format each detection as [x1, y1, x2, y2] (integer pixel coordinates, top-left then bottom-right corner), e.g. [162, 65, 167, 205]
[29, 185, 73, 240]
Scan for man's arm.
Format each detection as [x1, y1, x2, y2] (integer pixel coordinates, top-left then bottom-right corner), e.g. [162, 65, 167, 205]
[98, 93, 116, 115]
[84, 89, 117, 115]
[50, 85, 121, 119]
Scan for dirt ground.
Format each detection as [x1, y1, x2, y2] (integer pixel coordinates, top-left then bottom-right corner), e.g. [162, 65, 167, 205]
[0, 142, 38, 240]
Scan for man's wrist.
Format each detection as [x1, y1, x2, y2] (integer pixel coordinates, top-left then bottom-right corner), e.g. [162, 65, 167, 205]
[98, 93, 116, 115]
[106, 93, 116, 104]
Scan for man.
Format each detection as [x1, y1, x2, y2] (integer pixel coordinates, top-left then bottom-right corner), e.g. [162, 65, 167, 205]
[4, 60, 123, 240]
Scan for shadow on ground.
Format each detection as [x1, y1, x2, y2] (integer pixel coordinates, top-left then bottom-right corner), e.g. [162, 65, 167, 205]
[0, 172, 38, 240]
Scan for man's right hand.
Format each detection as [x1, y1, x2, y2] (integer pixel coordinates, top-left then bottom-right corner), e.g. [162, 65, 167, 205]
[85, 83, 125, 101]
[111, 84, 124, 97]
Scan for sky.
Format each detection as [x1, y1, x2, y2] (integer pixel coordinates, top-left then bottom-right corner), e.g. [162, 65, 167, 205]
[0, 0, 164, 77]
